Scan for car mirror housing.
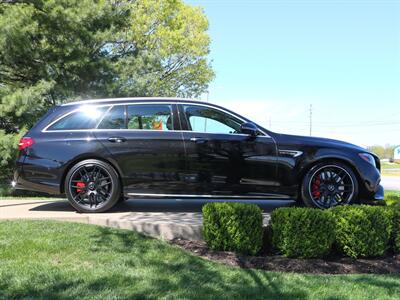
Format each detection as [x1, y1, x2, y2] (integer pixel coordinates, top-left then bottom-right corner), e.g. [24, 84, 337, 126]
[241, 122, 258, 136]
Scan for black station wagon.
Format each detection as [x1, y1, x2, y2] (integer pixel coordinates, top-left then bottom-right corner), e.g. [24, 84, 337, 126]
[13, 98, 383, 212]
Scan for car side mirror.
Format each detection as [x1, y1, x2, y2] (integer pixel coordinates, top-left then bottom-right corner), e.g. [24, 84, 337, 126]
[240, 122, 258, 136]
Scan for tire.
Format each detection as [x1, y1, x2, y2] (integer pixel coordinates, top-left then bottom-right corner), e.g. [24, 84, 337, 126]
[65, 159, 121, 213]
[301, 161, 359, 209]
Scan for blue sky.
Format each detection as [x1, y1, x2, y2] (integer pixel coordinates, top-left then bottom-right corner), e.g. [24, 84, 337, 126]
[187, 0, 400, 147]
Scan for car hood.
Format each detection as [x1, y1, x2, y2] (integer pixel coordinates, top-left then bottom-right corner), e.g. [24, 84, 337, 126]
[274, 133, 367, 152]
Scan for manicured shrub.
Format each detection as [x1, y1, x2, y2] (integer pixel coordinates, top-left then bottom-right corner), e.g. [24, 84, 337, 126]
[202, 202, 263, 255]
[270, 207, 335, 258]
[330, 205, 393, 258]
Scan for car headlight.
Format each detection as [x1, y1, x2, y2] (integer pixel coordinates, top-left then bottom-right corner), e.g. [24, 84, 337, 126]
[359, 153, 376, 167]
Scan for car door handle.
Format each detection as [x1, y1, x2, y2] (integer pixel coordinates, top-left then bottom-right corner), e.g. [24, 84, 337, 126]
[107, 137, 126, 143]
[190, 137, 208, 144]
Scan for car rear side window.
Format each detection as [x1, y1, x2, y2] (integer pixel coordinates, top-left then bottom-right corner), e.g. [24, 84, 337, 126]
[127, 104, 173, 131]
[46, 106, 109, 131]
[97, 106, 126, 129]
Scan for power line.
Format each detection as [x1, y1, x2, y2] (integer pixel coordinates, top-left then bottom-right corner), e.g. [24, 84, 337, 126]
[273, 121, 400, 128]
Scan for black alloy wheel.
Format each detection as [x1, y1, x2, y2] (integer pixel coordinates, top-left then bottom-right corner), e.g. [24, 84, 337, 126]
[301, 162, 358, 208]
[65, 159, 121, 213]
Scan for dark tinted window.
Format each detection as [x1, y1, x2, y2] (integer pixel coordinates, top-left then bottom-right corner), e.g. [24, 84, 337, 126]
[127, 104, 173, 131]
[47, 106, 108, 130]
[97, 106, 126, 129]
[183, 105, 242, 134]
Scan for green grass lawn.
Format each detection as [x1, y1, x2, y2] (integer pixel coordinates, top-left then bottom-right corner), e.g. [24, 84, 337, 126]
[1, 220, 400, 300]
[385, 190, 400, 206]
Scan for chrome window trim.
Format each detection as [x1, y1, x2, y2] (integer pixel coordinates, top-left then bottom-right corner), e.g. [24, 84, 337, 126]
[40, 128, 272, 139]
[42, 102, 174, 133]
[43, 101, 271, 138]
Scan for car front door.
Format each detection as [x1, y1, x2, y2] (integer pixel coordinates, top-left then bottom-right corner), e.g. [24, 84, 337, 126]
[93, 102, 187, 195]
[177, 104, 280, 197]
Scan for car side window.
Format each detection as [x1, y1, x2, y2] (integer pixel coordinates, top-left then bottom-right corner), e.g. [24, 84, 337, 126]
[127, 104, 173, 131]
[183, 105, 242, 134]
[97, 106, 126, 129]
[47, 106, 108, 130]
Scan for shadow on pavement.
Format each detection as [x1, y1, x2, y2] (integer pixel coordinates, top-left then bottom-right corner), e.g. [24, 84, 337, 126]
[0, 201, 57, 209]
[28, 200, 75, 212]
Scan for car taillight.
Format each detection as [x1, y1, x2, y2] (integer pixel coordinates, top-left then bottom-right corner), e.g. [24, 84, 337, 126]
[18, 137, 35, 150]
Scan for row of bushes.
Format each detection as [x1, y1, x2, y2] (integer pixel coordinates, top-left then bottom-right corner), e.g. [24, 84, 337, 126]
[202, 202, 400, 258]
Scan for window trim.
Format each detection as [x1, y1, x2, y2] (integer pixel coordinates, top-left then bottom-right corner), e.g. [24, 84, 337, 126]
[42, 101, 271, 138]
[43, 102, 176, 133]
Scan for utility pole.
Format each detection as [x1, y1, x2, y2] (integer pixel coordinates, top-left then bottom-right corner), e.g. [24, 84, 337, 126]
[309, 104, 313, 136]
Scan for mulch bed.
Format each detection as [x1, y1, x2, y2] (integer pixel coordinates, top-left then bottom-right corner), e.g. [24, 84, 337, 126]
[171, 239, 400, 274]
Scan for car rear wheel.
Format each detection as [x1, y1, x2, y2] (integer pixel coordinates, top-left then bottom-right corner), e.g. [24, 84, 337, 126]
[301, 161, 359, 208]
[65, 159, 121, 213]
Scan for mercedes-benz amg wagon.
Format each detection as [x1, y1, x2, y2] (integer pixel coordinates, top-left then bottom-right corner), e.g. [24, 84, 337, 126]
[13, 98, 383, 212]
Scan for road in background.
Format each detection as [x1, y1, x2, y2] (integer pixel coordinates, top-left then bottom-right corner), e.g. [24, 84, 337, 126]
[381, 176, 400, 191]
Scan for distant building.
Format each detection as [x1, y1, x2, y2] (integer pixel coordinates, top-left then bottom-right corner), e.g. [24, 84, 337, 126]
[394, 145, 400, 163]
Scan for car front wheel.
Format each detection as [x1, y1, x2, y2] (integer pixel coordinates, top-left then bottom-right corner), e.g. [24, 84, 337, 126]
[65, 159, 121, 213]
[301, 161, 359, 208]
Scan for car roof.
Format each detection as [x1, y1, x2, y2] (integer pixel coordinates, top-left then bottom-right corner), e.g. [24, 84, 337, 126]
[61, 97, 208, 107]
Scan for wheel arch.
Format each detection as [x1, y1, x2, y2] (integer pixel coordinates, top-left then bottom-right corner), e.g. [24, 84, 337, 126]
[60, 155, 123, 194]
[297, 155, 363, 200]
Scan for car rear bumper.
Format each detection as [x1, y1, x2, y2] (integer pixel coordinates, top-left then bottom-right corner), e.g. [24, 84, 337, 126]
[13, 165, 60, 195]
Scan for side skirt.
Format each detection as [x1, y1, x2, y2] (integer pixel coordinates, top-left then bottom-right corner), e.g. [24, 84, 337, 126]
[126, 192, 291, 199]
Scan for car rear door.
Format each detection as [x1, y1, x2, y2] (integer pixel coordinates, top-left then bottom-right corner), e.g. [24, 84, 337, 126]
[177, 103, 280, 197]
[93, 102, 187, 195]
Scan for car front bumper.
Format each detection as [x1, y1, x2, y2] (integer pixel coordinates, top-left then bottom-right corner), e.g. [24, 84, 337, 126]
[373, 184, 384, 201]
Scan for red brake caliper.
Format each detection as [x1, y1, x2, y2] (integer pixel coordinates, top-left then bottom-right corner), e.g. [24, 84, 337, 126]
[311, 175, 321, 199]
[76, 182, 86, 193]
